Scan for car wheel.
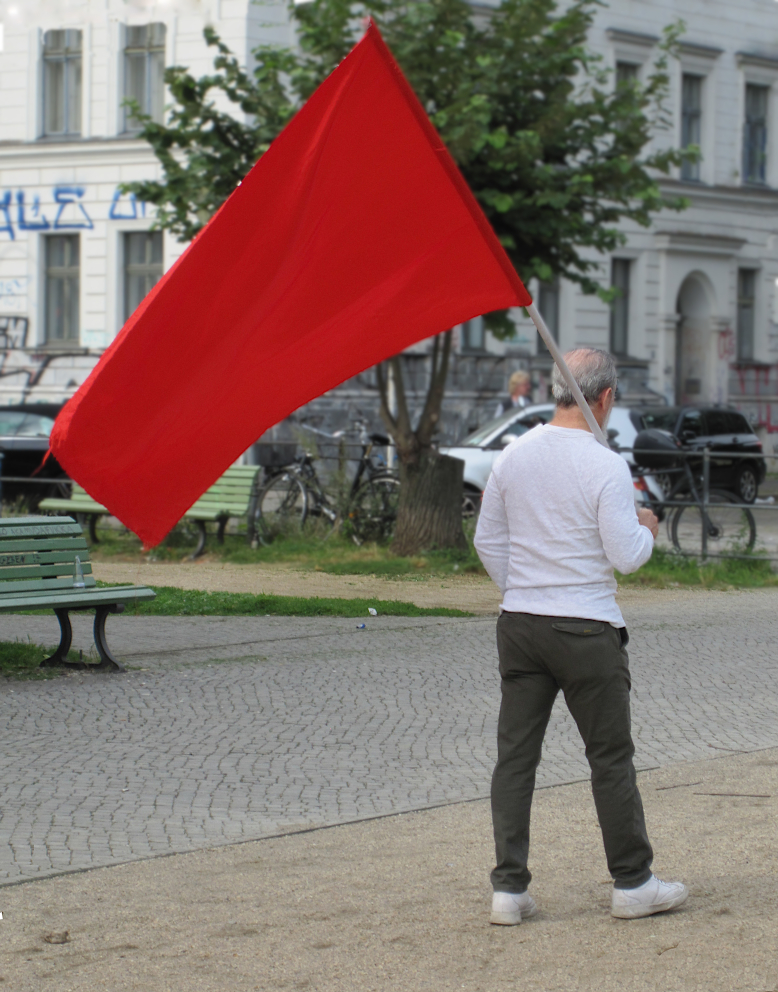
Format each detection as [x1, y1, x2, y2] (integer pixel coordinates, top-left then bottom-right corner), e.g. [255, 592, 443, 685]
[462, 487, 482, 520]
[734, 463, 758, 504]
[655, 473, 673, 499]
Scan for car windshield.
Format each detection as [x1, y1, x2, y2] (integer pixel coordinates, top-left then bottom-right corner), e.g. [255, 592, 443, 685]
[0, 411, 56, 437]
[459, 409, 538, 447]
[639, 408, 680, 433]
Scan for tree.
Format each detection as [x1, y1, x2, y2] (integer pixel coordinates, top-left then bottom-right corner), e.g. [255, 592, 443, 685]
[124, 0, 692, 554]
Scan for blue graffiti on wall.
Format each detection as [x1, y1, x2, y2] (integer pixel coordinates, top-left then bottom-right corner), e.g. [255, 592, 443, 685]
[0, 192, 12, 239]
[109, 189, 146, 220]
[0, 186, 145, 239]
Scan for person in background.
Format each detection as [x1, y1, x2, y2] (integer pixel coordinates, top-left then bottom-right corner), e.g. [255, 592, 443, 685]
[495, 370, 532, 418]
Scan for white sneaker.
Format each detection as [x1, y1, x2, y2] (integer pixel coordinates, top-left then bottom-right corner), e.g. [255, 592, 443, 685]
[611, 874, 688, 919]
[490, 890, 538, 926]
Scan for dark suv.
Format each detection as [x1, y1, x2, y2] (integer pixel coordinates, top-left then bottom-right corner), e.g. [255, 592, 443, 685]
[630, 406, 765, 503]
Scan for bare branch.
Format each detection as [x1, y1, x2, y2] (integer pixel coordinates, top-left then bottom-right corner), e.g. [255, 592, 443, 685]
[375, 361, 397, 434]
[417, 330, 453, 446]
[390, 355, 413, 439]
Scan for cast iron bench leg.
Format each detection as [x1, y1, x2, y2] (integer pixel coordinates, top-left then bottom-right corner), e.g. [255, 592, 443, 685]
[92, 604, 126, 673]
[40, 608, 78, 668]
[88, 514, 100, 544]
[216, 516, 227, 544]
[190, 520, 207, 559]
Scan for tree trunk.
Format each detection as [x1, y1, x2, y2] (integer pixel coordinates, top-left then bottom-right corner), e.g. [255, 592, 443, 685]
[391, 451, 467, 556]
[376, 330, 467, 556]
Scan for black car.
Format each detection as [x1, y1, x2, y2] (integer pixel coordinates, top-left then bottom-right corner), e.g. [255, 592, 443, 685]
[630, 406, 765, 503]
[0, 404, 68, 507]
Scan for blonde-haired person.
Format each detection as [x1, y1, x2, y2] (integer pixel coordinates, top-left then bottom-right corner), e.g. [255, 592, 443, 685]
[495, 370, 531, 418]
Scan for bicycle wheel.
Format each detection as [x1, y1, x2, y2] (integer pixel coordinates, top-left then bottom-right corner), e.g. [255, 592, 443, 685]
[256, 472, 308, 544]
[348, 475, 400, 545]
[671, 489, 756, 556]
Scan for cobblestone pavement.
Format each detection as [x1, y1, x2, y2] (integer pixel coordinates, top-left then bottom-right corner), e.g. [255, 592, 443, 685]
[2, 589, 778, 884]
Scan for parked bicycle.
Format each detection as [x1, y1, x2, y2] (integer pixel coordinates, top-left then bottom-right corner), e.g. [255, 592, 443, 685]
[631, 429, 756, 556]
[251, 422, 400, 546]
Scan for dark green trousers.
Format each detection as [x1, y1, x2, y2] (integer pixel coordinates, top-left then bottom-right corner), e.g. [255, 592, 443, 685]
[491, 611, 653, 893]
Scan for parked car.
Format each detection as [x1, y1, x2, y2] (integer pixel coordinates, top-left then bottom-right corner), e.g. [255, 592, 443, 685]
[441, 403, 664, 515]
[633, 406, 766, 503]
[0, 404, 68, 506]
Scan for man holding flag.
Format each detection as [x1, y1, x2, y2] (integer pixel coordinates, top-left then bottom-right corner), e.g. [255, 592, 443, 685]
[475, 348, 689, 925]
[48, 19, 686, 926]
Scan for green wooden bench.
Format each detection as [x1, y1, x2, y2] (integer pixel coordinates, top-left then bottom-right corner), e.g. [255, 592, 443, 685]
[38, 484, 107, 542]
[39, 465, 262, 557]
[185, 465, 261, 557]
[0, 516, 155, 673]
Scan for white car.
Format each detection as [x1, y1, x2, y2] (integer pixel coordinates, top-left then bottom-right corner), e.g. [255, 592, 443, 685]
[442, 403, 664, 516]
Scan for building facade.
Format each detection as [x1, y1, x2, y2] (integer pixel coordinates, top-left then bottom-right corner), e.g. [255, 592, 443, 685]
[1, 0, 778, 447]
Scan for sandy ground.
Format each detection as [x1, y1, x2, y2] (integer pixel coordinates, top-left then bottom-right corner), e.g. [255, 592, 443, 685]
[93, 559, 504, 613]
[92, 559, 736, 615]
[1, 748, 776, 992]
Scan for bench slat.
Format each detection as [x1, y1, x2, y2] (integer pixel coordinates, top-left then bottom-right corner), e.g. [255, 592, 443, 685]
[0, 538, 89, 554]
[0, 576, 97, 594]
[0, 562, 93, 580]
[186, 509, 249, 519]
[0, 515, 76, 526]
[0, 585, 155, 612]
[39, 499, 107, 512]
[0, 551, 92, 568]
[0, 523, 84, 539]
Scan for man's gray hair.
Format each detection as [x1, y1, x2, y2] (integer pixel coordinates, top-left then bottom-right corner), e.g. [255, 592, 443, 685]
[551, 348, 617, 407]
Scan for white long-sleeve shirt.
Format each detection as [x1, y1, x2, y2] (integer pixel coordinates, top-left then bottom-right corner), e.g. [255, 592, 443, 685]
[474, 424, 653, 626]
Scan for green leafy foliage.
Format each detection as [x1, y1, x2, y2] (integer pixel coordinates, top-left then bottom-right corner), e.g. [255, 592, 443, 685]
[124, 0, 693, 313]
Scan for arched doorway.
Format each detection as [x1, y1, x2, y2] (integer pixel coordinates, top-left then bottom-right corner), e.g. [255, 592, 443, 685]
[676, 274, 713, 404]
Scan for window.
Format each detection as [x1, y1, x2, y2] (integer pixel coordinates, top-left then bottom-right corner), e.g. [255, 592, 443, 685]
[727, 412, 753, 434]
[705, 410, 751, 436]
[123, 23, 166, 131]
[704, 410, 730, 435]
[45, 235, 79, 343]
[124, 231, 164, 320]
[737, 268, 756, 361]
[743, 84, 768, 184]
[461, 316, 485, 352]
[609, 259, 631, 355]
[536, 280, 559, 353]
[0, 412, 55, 437]
[681, 74, 702, 182]
[615, 61, 639, 87]
[679, 409, 704, 437]
[42, 29, 82, 136]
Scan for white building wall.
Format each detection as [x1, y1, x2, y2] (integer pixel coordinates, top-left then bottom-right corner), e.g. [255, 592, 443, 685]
[0, 0, 273, 404]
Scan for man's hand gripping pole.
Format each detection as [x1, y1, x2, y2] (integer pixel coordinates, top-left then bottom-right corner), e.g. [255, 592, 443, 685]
[525, 303, 609, 448]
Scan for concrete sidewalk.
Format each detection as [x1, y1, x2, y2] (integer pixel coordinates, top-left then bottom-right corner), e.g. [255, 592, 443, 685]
[3, 591, 778, 884]
[1, 747, 776, 992]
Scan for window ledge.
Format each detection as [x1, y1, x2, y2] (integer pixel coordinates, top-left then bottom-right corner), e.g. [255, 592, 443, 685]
[34, 342, 89, 354]
[36, 134, 84, 143]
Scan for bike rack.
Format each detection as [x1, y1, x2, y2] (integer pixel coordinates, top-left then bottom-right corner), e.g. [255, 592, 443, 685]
[626, 443, 778, 562]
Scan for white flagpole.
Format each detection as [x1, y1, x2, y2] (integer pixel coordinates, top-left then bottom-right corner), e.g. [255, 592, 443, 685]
[525, 302, 609, 448]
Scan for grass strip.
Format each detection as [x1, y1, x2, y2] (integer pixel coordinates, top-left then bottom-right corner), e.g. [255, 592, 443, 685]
[121, 585, 473, 618]
[0, 641, 84, 680]
[617, 546, 778, 590]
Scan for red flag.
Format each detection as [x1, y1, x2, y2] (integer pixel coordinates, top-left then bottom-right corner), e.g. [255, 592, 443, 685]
[50, 23, 531, 547]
